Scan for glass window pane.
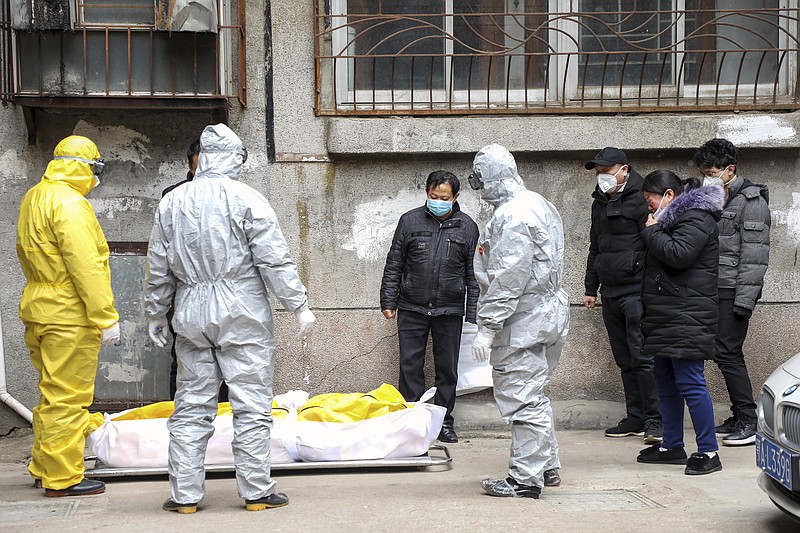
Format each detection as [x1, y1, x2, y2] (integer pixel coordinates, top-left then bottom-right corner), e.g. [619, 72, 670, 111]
[684, 0, 780, 88]
[82, 0, 154, 26]
[85, 32, 107, 93]
[578, 0, 674, 87]
[346, 0, 445, 92]
[16, 32, 40, 92]
[453, 1, 548, 92]
[130, 32, 152, 93]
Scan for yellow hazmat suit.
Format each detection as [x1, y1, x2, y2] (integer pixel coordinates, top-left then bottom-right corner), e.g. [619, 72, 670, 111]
[16, 135, 119, 490]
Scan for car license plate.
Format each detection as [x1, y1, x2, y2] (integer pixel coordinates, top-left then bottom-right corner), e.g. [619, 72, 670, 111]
[756, 433, 799, 491]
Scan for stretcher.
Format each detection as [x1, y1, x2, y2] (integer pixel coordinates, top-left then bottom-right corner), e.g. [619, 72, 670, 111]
[84, 444, 452, 478]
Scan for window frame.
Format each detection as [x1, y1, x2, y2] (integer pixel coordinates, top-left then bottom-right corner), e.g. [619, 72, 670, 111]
[327, 0, 798, 111]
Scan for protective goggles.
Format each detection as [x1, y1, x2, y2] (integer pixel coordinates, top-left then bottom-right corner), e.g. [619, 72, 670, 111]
[55, 155, 106, 176]
[468, 173, 483, 190]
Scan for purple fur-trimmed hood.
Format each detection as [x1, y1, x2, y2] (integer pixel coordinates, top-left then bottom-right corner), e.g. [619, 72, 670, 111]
[657, 185, 725, 228]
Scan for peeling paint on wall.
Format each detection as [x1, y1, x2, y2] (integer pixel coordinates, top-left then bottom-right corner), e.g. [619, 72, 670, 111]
[72, 121, 152, 166]
[89, 197, 149, 219]
[772, 192, 800, 246]
[0, 149, 26, 185]
[716, 116, 796, 145]
[100, 361, 147, 383]
[341, 188, 483, 261]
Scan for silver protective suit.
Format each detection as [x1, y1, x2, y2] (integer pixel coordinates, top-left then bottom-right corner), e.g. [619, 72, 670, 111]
[473, 144, 570, 488]
[145, 124, 309, 504]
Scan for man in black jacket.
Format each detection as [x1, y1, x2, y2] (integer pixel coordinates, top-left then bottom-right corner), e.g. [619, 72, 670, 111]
[583, 147, 662, 444]
[380, 171, 480, 443]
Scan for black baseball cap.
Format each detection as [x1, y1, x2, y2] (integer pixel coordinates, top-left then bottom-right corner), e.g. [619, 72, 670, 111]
[584, 147, 628, 170]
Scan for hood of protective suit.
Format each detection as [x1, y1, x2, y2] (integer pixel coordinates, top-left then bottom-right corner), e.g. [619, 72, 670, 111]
[196, 123, 245, 181]
[473, 144, 525, 205]
[43, 136, 101, 197]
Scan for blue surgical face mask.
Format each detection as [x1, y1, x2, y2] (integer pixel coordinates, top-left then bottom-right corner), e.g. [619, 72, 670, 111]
[427, 198, 453, 217]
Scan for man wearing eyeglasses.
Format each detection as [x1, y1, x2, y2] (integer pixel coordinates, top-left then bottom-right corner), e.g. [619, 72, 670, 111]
[17, 135, 119, 497]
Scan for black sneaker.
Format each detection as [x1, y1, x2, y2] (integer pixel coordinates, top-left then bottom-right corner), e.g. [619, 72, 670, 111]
[636, 444, 688, 465]
[438, 422, 458, 444]
[245, 492, 289, 511]
[605, 417, 644, 437]
[162, 498, 198, 514]
[685, 452, 722, 475]
[715, 416, 738, 436]
[543, 469, 561, 487]
[45, 478, 106, 497]
[643, 419, 663, 445]
[481, 477, 541, 499]
[721, 420, 756, 446]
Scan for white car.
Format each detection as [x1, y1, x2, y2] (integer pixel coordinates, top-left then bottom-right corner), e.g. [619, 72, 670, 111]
[757, 352, 800, 521]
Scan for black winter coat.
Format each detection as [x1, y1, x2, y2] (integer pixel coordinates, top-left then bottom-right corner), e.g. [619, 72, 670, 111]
[380, 203, 480, 322]
[640, 186, 725, 360]
[585, 168, 649, 298]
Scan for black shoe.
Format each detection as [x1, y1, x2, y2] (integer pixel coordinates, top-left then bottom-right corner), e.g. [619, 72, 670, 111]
[162, 498, 198, 514]
[45, 478, 106, 497]
[438, 423, 458, 444]
[685, 452, 722, 475]
[245, 492, 289, 511]
[715, 416, 738, 436]
[605, 417, 644, 438]
[643, 419, 663, 445]
[721, 420, 756, 446]
[543, 469, 561, 487]
[33, 478, 42, 489]
[481, 477, 541, 499]
[636, 444, 688, 465]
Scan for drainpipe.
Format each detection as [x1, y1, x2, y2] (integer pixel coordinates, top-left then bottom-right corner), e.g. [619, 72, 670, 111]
[0, 305, 33, 424]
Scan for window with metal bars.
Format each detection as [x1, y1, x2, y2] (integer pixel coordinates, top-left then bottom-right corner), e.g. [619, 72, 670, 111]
[315, 1, 799, 115]
[0, 0, 245, 103]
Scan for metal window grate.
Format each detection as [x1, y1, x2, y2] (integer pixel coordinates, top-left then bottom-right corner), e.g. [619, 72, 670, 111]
[0, 0, 12, 102]
[783, 404, 800, 449]
[3, 0, 246, 104]
[315, 2, 800, 115]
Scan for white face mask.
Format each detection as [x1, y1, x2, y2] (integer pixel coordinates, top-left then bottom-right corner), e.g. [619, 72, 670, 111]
[596, 166, 626, 194]
[702, 169, 725, 188]
[652, 193, 667, 219]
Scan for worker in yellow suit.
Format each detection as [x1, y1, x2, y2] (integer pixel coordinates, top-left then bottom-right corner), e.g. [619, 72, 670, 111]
[16, 135, 120, 497]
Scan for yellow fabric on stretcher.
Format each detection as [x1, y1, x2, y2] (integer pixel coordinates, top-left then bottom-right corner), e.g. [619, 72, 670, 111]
[88, 383, 413, 430]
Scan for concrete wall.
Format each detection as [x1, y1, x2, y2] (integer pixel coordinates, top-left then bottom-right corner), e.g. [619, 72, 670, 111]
[2, 0, 800, 433]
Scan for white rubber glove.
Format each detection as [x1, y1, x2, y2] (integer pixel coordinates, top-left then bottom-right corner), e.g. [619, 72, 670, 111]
[101, 322, 121, 346]
[472, 328, 496, 363]
[148, 317, 169, 348]
[296, 308, 317, 339]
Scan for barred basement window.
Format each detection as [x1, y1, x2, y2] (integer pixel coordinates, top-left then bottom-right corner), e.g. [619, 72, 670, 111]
[2, 0, 244, 101]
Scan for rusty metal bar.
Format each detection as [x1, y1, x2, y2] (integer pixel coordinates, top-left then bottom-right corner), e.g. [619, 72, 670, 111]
[104, 27, 109, 96]
[127, 27, 132, 96]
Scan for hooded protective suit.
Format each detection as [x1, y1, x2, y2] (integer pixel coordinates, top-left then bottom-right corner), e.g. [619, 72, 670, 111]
[472, 144, 569, 489]
[145, 124, 310, 505]
[17, 135, 119, 490]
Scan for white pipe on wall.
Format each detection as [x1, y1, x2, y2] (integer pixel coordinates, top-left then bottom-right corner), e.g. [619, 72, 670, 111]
[0, 303, 33, 424]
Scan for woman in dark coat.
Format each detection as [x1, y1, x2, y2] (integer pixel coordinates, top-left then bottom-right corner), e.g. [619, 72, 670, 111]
[637, 170, 725, 476]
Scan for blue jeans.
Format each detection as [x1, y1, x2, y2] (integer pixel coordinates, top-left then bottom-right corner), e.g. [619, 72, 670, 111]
[653, 356, 718, 453]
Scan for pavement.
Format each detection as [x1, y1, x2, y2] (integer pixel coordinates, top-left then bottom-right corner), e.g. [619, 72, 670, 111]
[1, 427, 798, 533]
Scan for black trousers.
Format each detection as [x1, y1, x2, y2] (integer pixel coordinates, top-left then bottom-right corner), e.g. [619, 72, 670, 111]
[602, 294, 661, 424]
[714, 298, 757, 422]
[397, 309, 463, 425]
